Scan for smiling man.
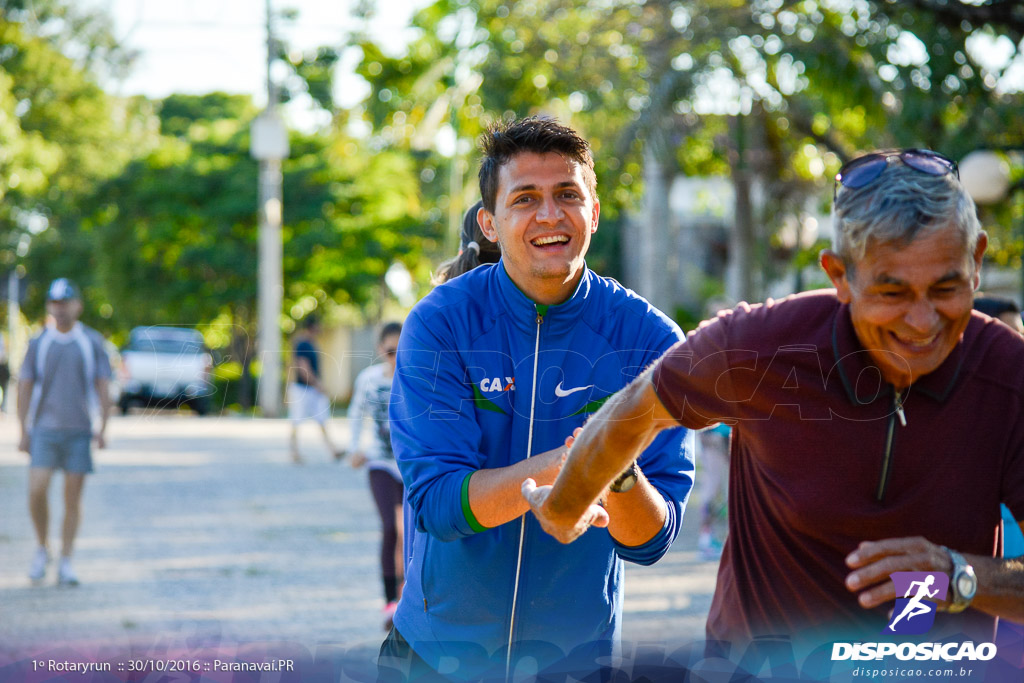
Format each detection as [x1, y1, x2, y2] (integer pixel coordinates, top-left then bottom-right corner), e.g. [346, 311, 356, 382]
[525, 149, 1024, 654]
[380, 117, 694, 681]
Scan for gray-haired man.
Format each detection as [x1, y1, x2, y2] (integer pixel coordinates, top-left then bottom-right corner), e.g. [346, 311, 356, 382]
[525, 149, 1024, 653]
[18, 278, 112, 585]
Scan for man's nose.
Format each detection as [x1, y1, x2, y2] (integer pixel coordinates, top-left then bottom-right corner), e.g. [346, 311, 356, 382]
[536, 195, 563, 224]
[904, 298, 939, 332]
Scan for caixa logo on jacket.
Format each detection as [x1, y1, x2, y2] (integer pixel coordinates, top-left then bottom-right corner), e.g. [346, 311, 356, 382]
[885, 571, 948, 635]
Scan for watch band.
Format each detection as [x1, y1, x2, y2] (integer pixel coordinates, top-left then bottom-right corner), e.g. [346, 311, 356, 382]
[943, 546, 977, 613]
[609, 461, 640, 493]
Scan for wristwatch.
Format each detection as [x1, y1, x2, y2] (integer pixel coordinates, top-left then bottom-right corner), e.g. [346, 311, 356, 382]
[609, 461, 641, 493]
[943, 546, 977, 613]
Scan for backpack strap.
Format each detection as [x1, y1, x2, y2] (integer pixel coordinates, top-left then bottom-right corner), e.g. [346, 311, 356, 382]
[26, 327, 54, 430]
[71, 324, 100, 429]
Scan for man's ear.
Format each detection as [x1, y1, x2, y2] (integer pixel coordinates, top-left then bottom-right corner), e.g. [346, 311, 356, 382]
[820, 249, 853, 303]
[477, 206, 499, 244]
[590, 198, 600, 234]
[972, 231, 988, 290]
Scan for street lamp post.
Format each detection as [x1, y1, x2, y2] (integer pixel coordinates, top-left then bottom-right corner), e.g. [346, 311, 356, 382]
[961, 149, 1024, 306]
[250, 0, 289, 417]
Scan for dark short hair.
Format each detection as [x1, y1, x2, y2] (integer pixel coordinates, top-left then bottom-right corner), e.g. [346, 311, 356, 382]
[973, 295, 1021, 319]
[300, 314, 320, 331]
[478, 116, 596, 213]
[379, 321, 403, 343]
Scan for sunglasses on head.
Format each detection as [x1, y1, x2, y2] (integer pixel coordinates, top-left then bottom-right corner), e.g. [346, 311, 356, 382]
[834, 149, 958, 201]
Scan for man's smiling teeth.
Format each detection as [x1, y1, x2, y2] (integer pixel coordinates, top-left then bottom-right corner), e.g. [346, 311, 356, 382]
[532, 235, 569, 246]
[894, 333, 937, 347]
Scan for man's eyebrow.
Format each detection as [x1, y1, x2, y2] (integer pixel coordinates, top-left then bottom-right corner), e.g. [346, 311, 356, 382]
[872, 270, 966, 286]
[932, 271, 970, 285]
[507, 181, 580, 194]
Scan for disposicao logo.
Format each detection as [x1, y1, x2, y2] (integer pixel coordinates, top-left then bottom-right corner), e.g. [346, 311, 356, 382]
[886, 571, 947, 635]
[831, 571, 997, 663]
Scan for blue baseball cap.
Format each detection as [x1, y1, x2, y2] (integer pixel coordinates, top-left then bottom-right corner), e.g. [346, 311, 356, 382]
[47, 278, 81, 301]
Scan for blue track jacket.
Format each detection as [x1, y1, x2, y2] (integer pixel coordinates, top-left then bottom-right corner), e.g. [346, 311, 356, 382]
[389, 263, 694, 680]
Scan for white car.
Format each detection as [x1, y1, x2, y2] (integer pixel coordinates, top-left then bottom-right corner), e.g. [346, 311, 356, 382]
[118, 326, 214, 415]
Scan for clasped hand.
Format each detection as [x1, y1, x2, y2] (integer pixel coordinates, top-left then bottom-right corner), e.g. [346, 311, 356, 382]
[521, 427, 609, 544]
[521, 478, 609, 544]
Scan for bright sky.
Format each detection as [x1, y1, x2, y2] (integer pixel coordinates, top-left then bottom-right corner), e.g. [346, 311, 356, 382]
[102, 0, 427, 121]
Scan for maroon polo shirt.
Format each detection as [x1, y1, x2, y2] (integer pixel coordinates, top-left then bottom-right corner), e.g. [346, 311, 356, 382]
[652, 289, 1024, 645]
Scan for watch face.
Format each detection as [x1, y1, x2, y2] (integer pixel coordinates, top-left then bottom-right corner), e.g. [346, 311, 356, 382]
[957, 573, 977, 598]
[614, 471, 637, 493]
[610, 462, 639, 492]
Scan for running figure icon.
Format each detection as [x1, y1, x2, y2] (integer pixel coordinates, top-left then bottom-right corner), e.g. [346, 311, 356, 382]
[888, 574, 940, 631]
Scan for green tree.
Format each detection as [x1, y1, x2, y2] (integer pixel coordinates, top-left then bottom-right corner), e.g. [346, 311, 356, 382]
[86, 93, 431, 347]
[0, 8, 135, 328]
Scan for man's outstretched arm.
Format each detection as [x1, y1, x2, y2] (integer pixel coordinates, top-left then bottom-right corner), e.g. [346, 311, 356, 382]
[846, 533, 1024, 623]
[523, 368, 680, 544]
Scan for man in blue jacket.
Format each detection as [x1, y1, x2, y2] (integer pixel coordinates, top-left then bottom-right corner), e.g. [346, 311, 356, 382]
[380, 117, 694, 681]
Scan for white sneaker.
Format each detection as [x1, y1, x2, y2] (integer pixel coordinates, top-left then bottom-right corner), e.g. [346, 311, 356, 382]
[57, 557, 79, 586]
[28, 547, 49, 581]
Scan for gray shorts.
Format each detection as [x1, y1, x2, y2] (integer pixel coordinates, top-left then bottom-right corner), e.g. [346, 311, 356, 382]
[30, 429, 94, 474]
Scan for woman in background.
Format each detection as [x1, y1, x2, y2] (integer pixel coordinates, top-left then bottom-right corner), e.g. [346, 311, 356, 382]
[348, 321, 404, 628]
[432, 200, 501, 285]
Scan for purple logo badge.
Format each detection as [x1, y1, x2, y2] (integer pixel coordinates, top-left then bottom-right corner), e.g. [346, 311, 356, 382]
[885, 572, 949, 635]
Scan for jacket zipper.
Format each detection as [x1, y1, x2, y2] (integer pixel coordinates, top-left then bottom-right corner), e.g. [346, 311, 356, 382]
[505, 307, 545, 681]
[876, 388, 906, 501]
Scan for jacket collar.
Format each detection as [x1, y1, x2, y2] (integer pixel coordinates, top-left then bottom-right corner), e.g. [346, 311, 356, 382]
[494, 260, 592, 334]
[831, 303, 966, 406]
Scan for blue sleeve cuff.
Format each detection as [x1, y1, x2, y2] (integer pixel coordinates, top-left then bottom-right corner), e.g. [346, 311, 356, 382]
[408, 464, 487, 541]
[613, 499, 679, 566]
[612, 427, 692, 565]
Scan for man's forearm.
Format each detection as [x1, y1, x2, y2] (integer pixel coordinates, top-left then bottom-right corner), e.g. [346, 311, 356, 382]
[968, 554, 1024, 623]
[468, 445, 565, 528]
[17, 380, 32, 429]
[96, 378, 111, 436]
[604, 473, 667, 547]
[846, 535, 1024, 624]
[544, 377, 670, 528]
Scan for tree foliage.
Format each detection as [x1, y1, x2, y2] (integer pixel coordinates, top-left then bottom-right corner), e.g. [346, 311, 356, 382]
[346, 0, 1024, 302]
[83, 93, 432, 338]
[6, 0, 1024, 342]
[1, 9, 135, 326]
[7, 0, 436, 341]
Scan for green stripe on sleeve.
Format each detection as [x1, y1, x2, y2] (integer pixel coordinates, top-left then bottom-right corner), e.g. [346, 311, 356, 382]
[461, 472, 489, 533]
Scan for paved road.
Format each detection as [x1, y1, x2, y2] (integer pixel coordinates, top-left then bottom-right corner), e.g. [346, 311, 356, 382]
[0, 413, 719, 679]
